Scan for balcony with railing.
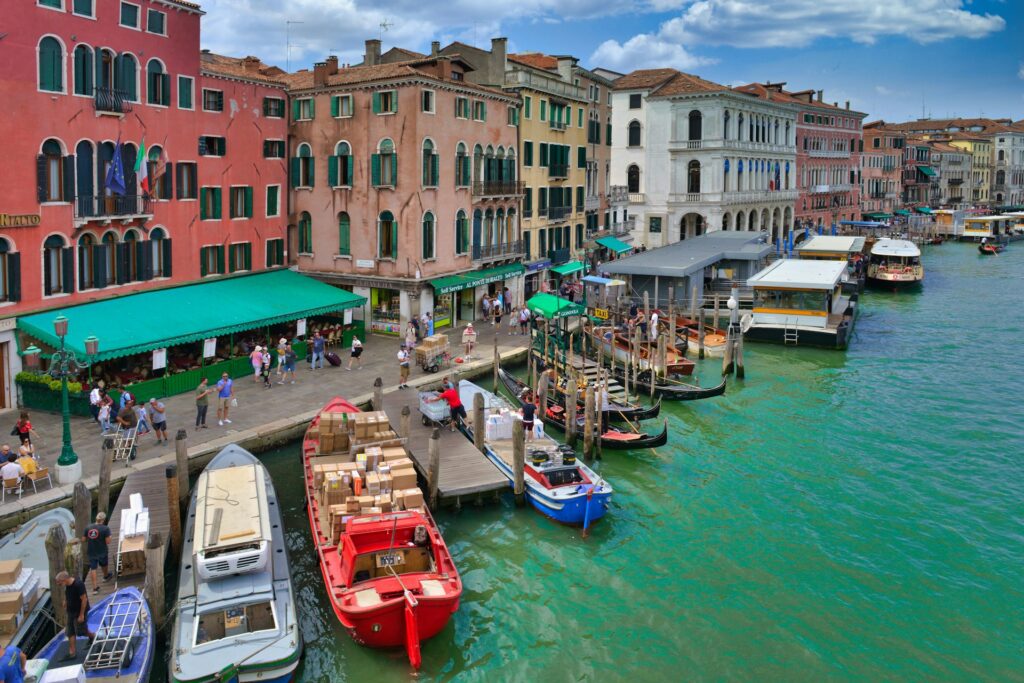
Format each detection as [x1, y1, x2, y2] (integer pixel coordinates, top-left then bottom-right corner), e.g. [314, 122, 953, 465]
[472, 180, 525, 198]
[94, 87, 133, 115]
[612, 217, 636, 235]
[548, 163, 569, 179]
[547, 247, 571, 265]
[628, 192, 645, 204]
[584, 195, 600, 211]
[549, 119, 567, 131]
[472, 240, 524, 262]
[948, 177, 964, 185]
[807, 149, 850, 159]
[668, 139, 703, 150]
[547, 206, 571, 221]
[503, 69, 583, 100]
[609, 185, 629, 203]
[74, 194, 152, 223]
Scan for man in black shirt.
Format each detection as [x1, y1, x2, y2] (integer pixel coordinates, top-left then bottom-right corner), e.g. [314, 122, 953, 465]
[55, 571, 94, 659]
[521, 401, 537, 441]
[82, 512, 113, 593]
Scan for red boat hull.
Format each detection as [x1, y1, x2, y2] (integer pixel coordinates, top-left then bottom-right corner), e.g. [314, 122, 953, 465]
[302, 397, 461, 665]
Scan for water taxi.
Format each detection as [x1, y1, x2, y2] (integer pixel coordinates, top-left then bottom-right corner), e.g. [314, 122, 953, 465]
[963, 215, 1015, 242]
[745, 259, 858, 349]
[867, 238, 923, 287]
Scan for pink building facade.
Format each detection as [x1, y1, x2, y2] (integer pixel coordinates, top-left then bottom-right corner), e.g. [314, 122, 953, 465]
[286, 47, 521, 334]
[0, 0, 286, 409]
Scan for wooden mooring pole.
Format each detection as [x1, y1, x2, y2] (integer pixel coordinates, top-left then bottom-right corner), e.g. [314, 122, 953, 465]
[492, 329, 500, 392]
[46, 524, 68, 628]
[698, 317, 706, 360]
[98, 441, 114, 518]
[427, 428, 441, 509]
[143, 531, 167, 630]
[583, 385, 595, 461]
[373, 377, 384, 411]
[566, 382, 578, 447]
[512, 416, 526, 506]
[400, 405, 411, 440]
[165, 465, 182, 559]
[175, 429, 189, 504]
[473, 392, 486, 453]
[72, 482, 90, 577]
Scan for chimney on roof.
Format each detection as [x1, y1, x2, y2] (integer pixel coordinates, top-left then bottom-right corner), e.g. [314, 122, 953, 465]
[326, 55, 339, 75]
[365, 39, 381, 66]
[491, 37, 507, 69]
[556, 55, 574, 82]
[816, 89, 823, 102]
[845, 100, 850, 110]
[242, 56, 261, 73]
[313, 60, 328, 86]
[431, 41, 440, 56]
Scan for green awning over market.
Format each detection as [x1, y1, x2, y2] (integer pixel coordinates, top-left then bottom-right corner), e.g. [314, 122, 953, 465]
[914, 206, 933, 214]
[17, 269, 366, 361]
[917, 165, 937, 177]
[430, 263, 524, 295]
[526, 293, 585, 320]
[894, 209, 911, 216]
[550, 260, 585, 277]
[595, 236, 632, 254]
[863, 212, 893, 220]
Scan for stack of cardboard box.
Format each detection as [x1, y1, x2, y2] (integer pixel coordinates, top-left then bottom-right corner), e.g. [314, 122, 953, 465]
[118, 493, 150, 576]
[0, 559, 41, 635]
[312, 412, 352, 455]
[415, 334, 449, 364]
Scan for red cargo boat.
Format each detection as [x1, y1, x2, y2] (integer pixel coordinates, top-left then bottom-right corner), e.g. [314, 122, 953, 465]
[302, 397, 462, 669]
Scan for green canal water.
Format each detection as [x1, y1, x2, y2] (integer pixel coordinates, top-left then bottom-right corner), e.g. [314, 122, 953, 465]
[164, 243, 1023, 682]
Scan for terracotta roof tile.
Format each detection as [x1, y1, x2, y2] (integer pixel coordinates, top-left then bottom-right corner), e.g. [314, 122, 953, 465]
[734, 82, 866, 116]
[653, 71, 727, 96]
[887, 118, 1021, 135]
[611, 68, 679, 91]
[283, 57, 511, 98]
[200, 52, 286, 86]
[508, 53, 558, 71]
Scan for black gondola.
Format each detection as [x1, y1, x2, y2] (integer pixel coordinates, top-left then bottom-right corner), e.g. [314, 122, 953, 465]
[498, 370, 669, 450]
[607, 364, 727, 401]
[529, 350, 661, 422]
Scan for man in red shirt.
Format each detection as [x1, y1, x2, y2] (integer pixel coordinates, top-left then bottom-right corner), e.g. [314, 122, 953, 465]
[428, 384, 466, 431]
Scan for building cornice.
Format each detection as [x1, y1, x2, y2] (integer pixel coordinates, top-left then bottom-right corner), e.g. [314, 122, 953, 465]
[291, 76, 518, 105]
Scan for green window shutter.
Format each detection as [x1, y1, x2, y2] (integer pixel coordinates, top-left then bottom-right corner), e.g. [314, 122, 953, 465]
[579, 108, 584, 128]
[540, 143, 548, 167]
[391, 154, 398, 187]
[212, 188, 222, 218]
[577, 186, 584, 209]
[267, 187, 278, 216]
[244, 243, 252, 271]
[309, 98, 315, 118]
[431, 154, 438, 186]
[524, 142, 532, 167]
[229, 245, 236, 272]
[390, 91, 397, 113]
[199, 188, 208, 219]
[200, 248, 208, 276]
[607, 123, 612, 145]
[290, 157, 300, 188]
[331, 95, 339, 117]
[372, 92, 381, 114]
[463, 156, 470, 185]
[578, 146, 586, 169]
[481, 102, 486, 121]
[371, 154, 381, 186]
[525, 97, 531, 118]
[328, 155, 339, 187]
[391, 220, 398, 259]
[346, 156, 354, 184]
[539, 188, 547, 210]
[244, 187, 253, 217]
[308, 157, 315, 187]
[524, 189, 532, 213]
[339, 215, 350, 255]
[216, 245, 225, 273]
[540, 100, 546, 121]
[292, 98, 300, 121]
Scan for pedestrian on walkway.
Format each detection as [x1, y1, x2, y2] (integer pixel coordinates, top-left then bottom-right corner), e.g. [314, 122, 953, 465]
[462, 323, 477, 359]
[148, 398, 168, 445]
[215, 373, 234, 426]
[411, 315, 421, 342]
[519, 306, 531, 335]
[98, 400, 112, 435]
[119, 390, 134, 411]
[397, 344, 411, 389]
[503, 286, 512, 314]
[426, 312, 435, 337]
[116, 399, 138, 430]
[250, 345, 263, 382]
[420, 311, 430, 339]
[276, 338, 287, 377]
[195, 378, 211, 429]
[310, 332, 325, 370]
[134, 402, 150, 436]
[261, 349, 273, 388]
[13, 412, 37, 450]
[82, 512, 112, 594]
[348, 336, 363, 370]
[482, 296, 492, 322]
[279, 343, 297, 384]
[89, 382, 104, 424]
[493, 301, 503, 327]
[508, 305, 519, 335]
[405, 322, 417, 350]
[55, 571, 93, 660]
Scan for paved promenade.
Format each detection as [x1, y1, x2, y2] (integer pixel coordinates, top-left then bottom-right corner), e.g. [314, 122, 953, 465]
[0, 322, 530, 528]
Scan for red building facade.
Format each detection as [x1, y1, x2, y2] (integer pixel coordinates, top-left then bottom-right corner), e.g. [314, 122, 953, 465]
[0, 0, 286, 408]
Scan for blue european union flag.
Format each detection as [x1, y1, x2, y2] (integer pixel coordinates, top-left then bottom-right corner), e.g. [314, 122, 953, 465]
[105, 139, 127, 195]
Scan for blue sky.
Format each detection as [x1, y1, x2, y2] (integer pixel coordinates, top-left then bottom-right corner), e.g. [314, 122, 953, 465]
[201, 0, 1022, 123]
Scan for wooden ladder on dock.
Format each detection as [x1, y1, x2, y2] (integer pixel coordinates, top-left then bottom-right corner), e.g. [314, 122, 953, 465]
[783, 319, 799, 345]
[574, 358, 628, 403]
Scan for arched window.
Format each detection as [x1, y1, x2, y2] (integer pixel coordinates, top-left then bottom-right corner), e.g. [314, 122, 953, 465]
[147, 145, 167, 199]
[627, 121, 641, 147]
[115, 53, 138, 101]
[774, 120, 779, 144]
[298, 212, 312, 253]
[372, 139, 396, 187]
[73, 45, 93, 96]
[75, 141, 94, 216]
[723, 110, 730, 140]
[473, 144, 484, 183]
[627, 164, 640, 193]
[722, 213, 731, 231]
[96, 49, 115, 91]
[0, 238, 14, 303]
[123, 229, 140, 282]
[738, 113, 744, 141]
[495, 208, 505, 246]
[43, 234, 69, 295]
[785, 121, 791, 146]
[378, 210, 397, 259]
[295, 143, 314, 188]
[422, 139, 438, 187]
[146, 59, 169, 106]
[484, 209, 495, 247]
[688, 110, 702, 141]
[38, 37, 64, 92]
[455, 143, 469, 187]
[77, 234, 96, 290]
[455, 209, 469, 255]
[484, 145, 495, 182]
[338, 212, 350, 256]
[150, 227, 170, 278]
[506, 150, 517, 183]
[40, 138, 66, 202]
[687, 160, 701, 194]
[422, 212, 435, 260]
[333, 142, 352, 187]
[995, 170, 1006, 185]
[102, 232, 116, 286]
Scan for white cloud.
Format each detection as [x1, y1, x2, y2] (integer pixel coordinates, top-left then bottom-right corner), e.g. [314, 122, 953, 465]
[875, 85, 893, 95]
[591, 34, 715, 72]
[1018, 63, 1024, 80]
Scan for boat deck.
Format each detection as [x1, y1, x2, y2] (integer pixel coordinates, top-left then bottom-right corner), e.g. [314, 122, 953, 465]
[380, 391, 507, 503]
[99, 467, 171, 599]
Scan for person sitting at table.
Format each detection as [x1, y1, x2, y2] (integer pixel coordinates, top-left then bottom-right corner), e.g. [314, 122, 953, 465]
[0, 454, 25, 484]
[16, 446, 37, 476]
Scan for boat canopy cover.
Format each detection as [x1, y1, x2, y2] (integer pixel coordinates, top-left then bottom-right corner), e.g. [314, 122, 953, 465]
[747, 259, 847, 290]
[794, 236, 866, 254]
[870, 238, 921, 258]
[526, 293, 585, 319]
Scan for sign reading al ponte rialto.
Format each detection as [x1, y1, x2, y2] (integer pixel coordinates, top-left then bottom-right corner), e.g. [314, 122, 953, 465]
[0, 213, 42, 228]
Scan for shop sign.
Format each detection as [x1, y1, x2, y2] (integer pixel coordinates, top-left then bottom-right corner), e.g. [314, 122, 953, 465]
[593, 308, 610, 320]
[0, 213, 41, 228]
[296, 318, 307, 336]
[152, 348, 167, 370]
[203, 338, 217, 358]
[526, 259, 551, 272]
[356, 259, 375, 268]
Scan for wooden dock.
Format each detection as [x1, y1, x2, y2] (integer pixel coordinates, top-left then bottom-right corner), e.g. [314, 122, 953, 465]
[380, 391, 507, 505]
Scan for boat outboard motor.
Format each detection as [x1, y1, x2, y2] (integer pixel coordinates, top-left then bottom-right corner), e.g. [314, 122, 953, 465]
[529, 449, 549, 466]
[558, 444, 577, 465]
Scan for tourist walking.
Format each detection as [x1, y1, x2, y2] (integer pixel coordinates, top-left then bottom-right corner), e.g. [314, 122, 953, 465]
[134, 402, 150, 436]
[276, 338, 287, 376]
[397, 344, 411, 389]
[261, 349, 273, 387]
[13, 412, 37, 450]
[250, 345, 263, 382]
[482, 295, 492, 323]
[508, 305, 519, 335]
[279, 344, 297, 384]
[519, 306, 531, 335]
[82, 512, 112, 594]
[119, 389, 134, 412]
[426, 312, 435, 337]
[215, 372, 234, 426]
[348, 336, 363, 370]
[195, 378, 211, 429]
[503, 286, 512, 314]
[310, 332, 326, 370]
[88, 382, 103, 424]
[148, 398, 168, 445]
[462, 323, 477, 359]
[493, 300, 503, 327]
[405, 322, 417, 350]
[98, 399, 112, 435]
[411, 315, 421, 342]
[55, 571, 93, 660]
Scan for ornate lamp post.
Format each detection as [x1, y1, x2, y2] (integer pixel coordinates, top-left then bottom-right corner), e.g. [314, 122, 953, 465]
[23, 316, 98, 484]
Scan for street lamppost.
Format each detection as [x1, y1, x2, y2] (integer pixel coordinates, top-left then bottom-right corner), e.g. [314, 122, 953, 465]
[23, 315, 98, 484]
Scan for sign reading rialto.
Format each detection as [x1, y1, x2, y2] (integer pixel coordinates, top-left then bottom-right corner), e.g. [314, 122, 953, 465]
[0, 214, 41, 228]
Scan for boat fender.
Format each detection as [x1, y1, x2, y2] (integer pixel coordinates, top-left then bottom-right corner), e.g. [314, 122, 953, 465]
[404, 591, 422, 670]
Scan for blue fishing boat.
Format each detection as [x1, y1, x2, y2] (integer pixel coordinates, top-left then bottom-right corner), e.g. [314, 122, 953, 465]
[169, 445, 301, 683]
[456, 380, 613, 529]
[34, 586, 154, 682]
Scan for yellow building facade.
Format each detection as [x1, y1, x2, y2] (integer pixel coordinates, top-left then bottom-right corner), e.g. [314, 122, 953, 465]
[949, 138, 993, 205]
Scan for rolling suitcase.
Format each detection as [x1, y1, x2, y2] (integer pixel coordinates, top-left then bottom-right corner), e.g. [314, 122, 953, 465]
[325, 351, 342, 367]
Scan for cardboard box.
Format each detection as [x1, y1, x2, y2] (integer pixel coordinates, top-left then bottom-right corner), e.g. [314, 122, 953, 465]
[365, 472, 381, 496]
[0, 590, 23, 614]
[345, 499, 362, 513]
[320, 433, 336, 454]
[40, 664, 87, 683]
[391, 467, 417, 491]
[374, 495, 393, 513]
[399, 488, 424, 509]
[355, 496, 375, 508]
[381, 447, 407, 462]
[378, 472, 392, 495]
[364, 507, 382, 515]
[0, 612, 20, 636]
[386, 457, 414, 471]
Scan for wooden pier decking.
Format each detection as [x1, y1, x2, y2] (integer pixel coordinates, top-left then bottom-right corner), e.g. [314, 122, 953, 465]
[380, 391, 507, 504]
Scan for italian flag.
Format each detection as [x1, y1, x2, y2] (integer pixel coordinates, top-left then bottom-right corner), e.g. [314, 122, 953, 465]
[135, 137, 149, 195]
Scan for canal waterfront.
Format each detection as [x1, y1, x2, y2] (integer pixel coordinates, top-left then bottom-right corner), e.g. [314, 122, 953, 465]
[165, 243, 1022, 682]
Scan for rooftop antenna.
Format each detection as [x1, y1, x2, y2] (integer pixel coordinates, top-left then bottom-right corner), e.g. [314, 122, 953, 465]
[286, 20, 305, 72]
[379, 19, 393, 41]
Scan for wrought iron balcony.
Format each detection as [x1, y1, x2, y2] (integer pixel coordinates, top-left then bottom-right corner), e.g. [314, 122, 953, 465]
[472, 180, 525, 198]
[948, 177, 964, 185]
[547, 206, 571, 221]
[547, 247, 570, 265]
[74, 194, 152, 222]
[611, 218, 636, 234]
[548, 163, 569, 179]
[472, 240, 524, 262]
[549, 119, 567, 131]
[94, 87, 133, 114]
[609, 185, 629, 203]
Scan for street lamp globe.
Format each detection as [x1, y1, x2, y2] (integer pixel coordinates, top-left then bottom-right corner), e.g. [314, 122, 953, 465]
[727, 296, 738, 311]
[53, 315, 69, 338]
[23, 345, 41, 370]
[84, 336, 99, 356]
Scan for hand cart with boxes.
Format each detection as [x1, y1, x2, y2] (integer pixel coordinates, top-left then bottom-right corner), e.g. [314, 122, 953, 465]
[415, 334, 451, 373]
[418, 391, 451, 427]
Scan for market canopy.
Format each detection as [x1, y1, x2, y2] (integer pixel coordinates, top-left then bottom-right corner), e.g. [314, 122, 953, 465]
[914, 207, 933, 214]
[862, 212, 893, 220]
[894, 209, 911, 216]
[550, 260, 585, 277]
[917, 165, 937, 177]
[595, 236, 632, 254]
[17, 269, 366, 361]
[430, 263, 524, 295]
[582, 275, 626, 286]
[526, 293, 585, 320]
